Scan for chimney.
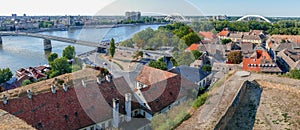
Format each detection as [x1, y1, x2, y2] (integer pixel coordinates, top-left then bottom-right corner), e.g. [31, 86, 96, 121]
[125, 93, 132, 122]
[27, 90, 32, 99]
[82, 80, 86, 87]
[97, 77, 102, 84]
[112, 98, 119, 128]
[51, 85, 56, 94]
[2, 95, 7, 105]
[106, 74, 112, 82]
[63, 83, 68, 92]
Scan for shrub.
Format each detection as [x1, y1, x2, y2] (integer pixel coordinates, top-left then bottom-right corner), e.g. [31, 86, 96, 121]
[21, 80, 32, 86]
[193, 92, 209, 108]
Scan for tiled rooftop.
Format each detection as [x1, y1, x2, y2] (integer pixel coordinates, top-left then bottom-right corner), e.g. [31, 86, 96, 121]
[135, 66, 177, 86]
[186, 43, 200, 51]
[0, 68, 137, 130]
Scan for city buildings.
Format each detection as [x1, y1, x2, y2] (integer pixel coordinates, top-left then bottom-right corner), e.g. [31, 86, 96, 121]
[125, 11, 141, 21]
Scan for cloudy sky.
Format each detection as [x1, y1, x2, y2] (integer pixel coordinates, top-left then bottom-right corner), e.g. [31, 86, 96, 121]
[0, 0, 299, 17]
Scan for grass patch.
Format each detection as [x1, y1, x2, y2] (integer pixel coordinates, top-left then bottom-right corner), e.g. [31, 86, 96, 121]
[150, 100, 192, 130]
[193, 92, 209, 109]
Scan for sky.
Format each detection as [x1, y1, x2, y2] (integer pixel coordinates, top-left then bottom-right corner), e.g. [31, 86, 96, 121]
[0, 0, 299, 17]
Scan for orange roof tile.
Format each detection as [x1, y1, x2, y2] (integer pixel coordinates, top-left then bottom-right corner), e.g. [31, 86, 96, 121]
[135, 66, 178, 85]
[185, 44, 199, 51]
[198, 31, 217, 40]
[242, 50, 273, 72]
[218, 30, 230, 37]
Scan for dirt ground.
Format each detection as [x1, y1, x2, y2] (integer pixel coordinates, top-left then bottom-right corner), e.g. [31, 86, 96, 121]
[254, 79, 300, 130]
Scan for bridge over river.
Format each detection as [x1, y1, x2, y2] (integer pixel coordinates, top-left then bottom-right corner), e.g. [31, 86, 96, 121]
[0, 31, 171, 57]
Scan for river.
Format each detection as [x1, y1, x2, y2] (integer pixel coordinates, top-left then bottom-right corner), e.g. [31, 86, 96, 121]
[0, 24, 162, 73]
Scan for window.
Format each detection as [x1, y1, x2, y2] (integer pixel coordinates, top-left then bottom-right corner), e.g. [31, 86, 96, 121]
[139, 83, 143, 88]
[90, 126, 94, 130]
[75, 112, 78, 117]
[37, 122, 43, 129]
[134, 111, 138, 116]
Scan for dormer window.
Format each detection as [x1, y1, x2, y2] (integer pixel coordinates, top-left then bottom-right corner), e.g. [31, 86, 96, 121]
[27, 90, 32, 99]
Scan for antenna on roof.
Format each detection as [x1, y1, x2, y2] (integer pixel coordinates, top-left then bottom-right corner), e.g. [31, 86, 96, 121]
[27, 90, 32, 99]
[63, 83, 68, 92]
[106, 74, 112, 82]
[51, 85, 56, 94]
[2, 95, 8, 105]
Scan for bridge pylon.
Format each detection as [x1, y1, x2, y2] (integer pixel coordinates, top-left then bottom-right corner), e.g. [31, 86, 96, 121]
[0, 36, 2, 44]
[44, 39, 52, 50]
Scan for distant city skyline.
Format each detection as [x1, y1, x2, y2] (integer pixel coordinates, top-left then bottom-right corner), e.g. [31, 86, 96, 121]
[0, 0, 300, 17]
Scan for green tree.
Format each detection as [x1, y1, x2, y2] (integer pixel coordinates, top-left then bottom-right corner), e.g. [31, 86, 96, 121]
[170, 57, 178, 67]
[109, 38, 116, 58]
[47, 53, 58, 63]
[191, 50, 203, 59]
[120, 39, 134, 48]
[21, 79, 32, 86]
[62, 45, 75, 60]
[49, 57, 71, 77]
[132, 51, 143, 60]
[221, 39, 232, 44]
[174, 51, 195, 66]
[201, 65, 212, 72]
[148, 60, 167, 70]
[0, 68, 13, 84]
[227, 51, 243, 64]
[181, 32, 201, 47]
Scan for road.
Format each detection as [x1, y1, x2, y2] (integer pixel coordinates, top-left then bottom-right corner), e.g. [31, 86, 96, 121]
[83, 52, 147, 89]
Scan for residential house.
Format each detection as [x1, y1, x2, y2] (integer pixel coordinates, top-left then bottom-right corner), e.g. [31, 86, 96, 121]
[168, 65, 212, 88]
[204, 44, 227, 61]
[228, 32, 243, 43]
[242, 34, 263, 44]
[274, 42, 300, 54]
[242, 50, 282, 74]
[249, 30, 266, 37]
[134, 66, 198, 119]
[190, 53, 209, 68]
[16, 66, 47, 85]
[185, 43, 207, 53]
[241, 42, 255, 57]
[271, 35, 300, 44]
[185, 43, 199, 51]
[198, 31, 217, 43]
[217, 29, 230, 40]
[277, 49, 300, 70]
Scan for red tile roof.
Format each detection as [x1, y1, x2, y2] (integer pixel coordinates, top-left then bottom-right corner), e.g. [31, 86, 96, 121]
[185, 44, 199, 51]
[218, 30, 230, 37]
[135, 66, 177, 85]
[0, 77, 134, 130]
[198, 31, 217, 40]
[242, 50, 275, 72]
[136, 66, 198, 113]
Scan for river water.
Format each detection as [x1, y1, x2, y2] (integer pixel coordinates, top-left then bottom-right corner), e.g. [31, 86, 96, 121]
[0, 24, 161, 73]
